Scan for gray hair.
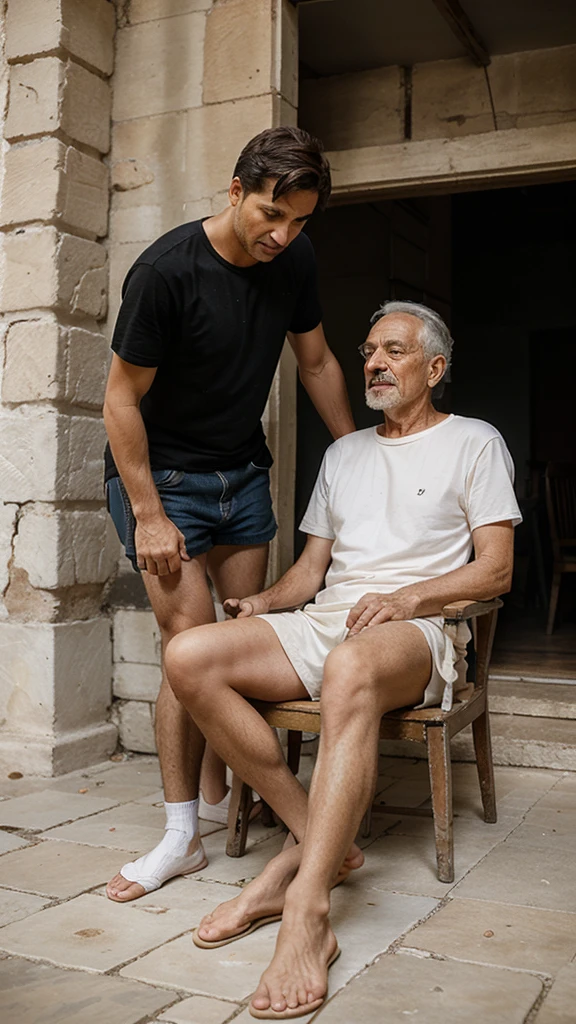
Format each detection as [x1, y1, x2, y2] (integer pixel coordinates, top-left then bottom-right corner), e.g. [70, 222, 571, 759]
[370, 300, 454, 389]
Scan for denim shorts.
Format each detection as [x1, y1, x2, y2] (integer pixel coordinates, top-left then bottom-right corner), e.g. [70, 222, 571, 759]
[106, 462, 277, 570]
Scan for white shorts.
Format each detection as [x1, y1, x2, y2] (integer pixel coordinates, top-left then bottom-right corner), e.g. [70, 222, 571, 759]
[258, 602, 471, 711]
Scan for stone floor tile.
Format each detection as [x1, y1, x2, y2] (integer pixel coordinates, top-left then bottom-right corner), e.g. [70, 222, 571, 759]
[0, 840, 133, 898]
[508, 821, 576, 853]
[534, 962, 576, 1024]
[374, 778, 432, 808]
[0, 888, 51, 927]
[42, 819, 166, 852]
[454, 837, 576, 911]
[386, 812, 518, 843]
[95, 875, 244, 917]
[0, 831, 29, 855]
[43, 810, 225, 850]
[0, 893, 192, 971]
[0, 790, 120, 831]
[133, 788, 165, 804]
[197, 831, 286, 886]
[120, 925, 281, 1000]
[157, 994, 240, 1023]
[231, 1010, 315, 1024]
[357, 825, 502, 899]
[402, 897, 576, 973]
[0, 956, 175, 1024]
[315, 950, 543, 1023]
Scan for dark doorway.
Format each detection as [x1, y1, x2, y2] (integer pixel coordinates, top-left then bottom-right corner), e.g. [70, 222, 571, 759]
[296, 181, 576, 676]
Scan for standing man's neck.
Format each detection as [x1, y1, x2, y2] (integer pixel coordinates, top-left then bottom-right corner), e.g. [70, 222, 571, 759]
[377, 400, 448, 439]
[203, 208, 257, 268]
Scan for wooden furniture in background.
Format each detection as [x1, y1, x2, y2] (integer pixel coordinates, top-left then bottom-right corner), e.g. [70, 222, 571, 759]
[545, 462, 576, 635]
[227, 598, 502, 884]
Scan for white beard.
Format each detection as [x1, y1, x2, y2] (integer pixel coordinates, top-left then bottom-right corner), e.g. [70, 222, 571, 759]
[365, 386, 402, 411]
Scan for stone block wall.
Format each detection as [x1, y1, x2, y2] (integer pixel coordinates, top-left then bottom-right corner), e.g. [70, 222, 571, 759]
[300, 43, 576, 152]
[0, 0, 118, 774]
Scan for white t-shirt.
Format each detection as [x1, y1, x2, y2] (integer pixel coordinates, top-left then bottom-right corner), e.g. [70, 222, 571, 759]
[300, 414, 522, 610]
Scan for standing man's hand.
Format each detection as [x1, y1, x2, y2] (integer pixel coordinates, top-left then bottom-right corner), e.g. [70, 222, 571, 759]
[135, 515, 190, 576]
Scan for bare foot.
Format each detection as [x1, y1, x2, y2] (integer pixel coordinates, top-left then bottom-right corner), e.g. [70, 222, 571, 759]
[196, 841, 363, 944]
[250, 905, 337, 1018]
[106, 874, 147, 903]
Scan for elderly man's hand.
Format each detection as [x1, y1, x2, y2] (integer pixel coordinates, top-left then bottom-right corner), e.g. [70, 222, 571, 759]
[223, 595, 271, 619]
[346, 589, 421, 636]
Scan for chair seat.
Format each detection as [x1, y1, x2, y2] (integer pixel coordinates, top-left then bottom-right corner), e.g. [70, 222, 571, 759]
[253, 684, 480, 739]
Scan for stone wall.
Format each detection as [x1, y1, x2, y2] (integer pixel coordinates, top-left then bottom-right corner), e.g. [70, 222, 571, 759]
[107, 0, 299, 753]
[300, 44, 576, 152]
[0, 0, 118, 774]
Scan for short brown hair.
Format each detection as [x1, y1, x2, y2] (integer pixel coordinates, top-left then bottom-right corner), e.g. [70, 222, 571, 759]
[233, 126, 331, 211]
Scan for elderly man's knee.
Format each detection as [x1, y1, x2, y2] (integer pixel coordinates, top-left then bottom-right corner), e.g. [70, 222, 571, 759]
[165, 628, 213, 702]
[322, 643, 377, 715]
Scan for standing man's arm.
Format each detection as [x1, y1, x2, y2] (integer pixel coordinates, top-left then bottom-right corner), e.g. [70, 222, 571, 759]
[288, 324, 355, 439]
[103, 355, 190, 576]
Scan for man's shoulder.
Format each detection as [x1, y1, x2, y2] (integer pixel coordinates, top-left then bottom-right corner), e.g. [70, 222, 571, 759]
[281, 230, 316, 272]
[131, 220, 204, 277]
[448, 415, 505, 447]
[325, 428, 375, 461]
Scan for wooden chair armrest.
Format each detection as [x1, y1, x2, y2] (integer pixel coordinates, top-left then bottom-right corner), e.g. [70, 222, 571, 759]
[442, 598, 503, 622]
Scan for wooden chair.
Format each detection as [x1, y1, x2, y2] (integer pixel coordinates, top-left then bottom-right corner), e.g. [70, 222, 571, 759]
[226, 598, 502, 884]
[545, 462, 576, 635]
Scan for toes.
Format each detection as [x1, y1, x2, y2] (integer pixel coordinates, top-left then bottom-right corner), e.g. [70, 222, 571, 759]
[106, 878, 146, 902]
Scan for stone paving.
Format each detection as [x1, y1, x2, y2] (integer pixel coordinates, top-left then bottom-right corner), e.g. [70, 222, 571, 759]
[0, 748, 574, 1023]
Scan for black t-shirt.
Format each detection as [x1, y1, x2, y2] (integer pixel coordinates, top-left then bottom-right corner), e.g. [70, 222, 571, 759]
[104, 219, 322, 480]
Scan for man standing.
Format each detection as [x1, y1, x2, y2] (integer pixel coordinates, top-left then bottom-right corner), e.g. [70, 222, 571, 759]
[104, 127, 355, 902]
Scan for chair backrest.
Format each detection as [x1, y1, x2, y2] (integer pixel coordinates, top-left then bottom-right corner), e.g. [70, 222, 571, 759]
[545, 462, 576, 557]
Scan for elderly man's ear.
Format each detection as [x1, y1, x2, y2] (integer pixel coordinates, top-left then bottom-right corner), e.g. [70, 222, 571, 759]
[428, 355, 447, 388]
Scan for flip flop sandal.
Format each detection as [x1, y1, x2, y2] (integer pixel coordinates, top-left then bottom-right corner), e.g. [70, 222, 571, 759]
[192, 914, 283, 949]
[248, 946, 341, 1020]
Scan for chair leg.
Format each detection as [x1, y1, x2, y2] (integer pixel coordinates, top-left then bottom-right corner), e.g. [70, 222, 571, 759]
[361, 804, 373, 839]
[287, 730, 303, 775]
[426, 724, 454, 883]
[546, 572, 561, 635]
[226, 772, 252, 858]
[472, 706, 497, 824]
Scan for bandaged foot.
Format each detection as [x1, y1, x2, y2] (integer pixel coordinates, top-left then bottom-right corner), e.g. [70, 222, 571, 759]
[106, 799, 207, 902]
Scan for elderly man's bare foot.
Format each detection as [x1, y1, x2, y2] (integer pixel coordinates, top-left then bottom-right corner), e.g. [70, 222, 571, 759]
[250, 903, 337, 1019]
[195, 841, 363, 946]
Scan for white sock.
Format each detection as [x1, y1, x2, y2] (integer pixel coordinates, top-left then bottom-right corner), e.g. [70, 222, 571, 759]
[164, 798, 199, 835]
[120, 799, 204, 892]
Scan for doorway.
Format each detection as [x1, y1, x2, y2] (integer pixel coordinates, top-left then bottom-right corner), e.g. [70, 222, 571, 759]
[297, 181, 576, 680]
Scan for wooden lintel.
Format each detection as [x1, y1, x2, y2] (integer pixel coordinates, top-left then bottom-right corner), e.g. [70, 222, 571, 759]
[432, 0, 491, 67]
[326, 123, 576, 203]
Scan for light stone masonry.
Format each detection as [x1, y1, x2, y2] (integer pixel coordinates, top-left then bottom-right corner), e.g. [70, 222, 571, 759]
[412, 58, 494, 141]
[203, 0, 275, 105]
[1, 227, 108, 318]
[6, 0, 115, 76]
[112, 699, 156, 754]
[14, 508, 117, 590]
[112, 12, 205, 121]
[1, 139, 109, 238]
[6, 58, 111, 153]
[300, 66, 404, 151]
[2, 319, 109, 408]
[0, 0, 116, 774]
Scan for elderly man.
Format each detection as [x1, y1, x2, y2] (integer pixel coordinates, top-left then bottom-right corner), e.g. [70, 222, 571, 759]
[166, 300, 521, 1020]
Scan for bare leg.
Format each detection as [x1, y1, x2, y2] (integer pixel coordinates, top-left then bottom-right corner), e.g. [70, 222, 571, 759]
[250, 622, 432, 1017]
[166, 616, 312, 841]
[107, 544, 268, 902]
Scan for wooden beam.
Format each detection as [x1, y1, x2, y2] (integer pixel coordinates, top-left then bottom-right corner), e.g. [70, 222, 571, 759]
[432, 0, 491, 67]
[326, 123, 576, 202]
